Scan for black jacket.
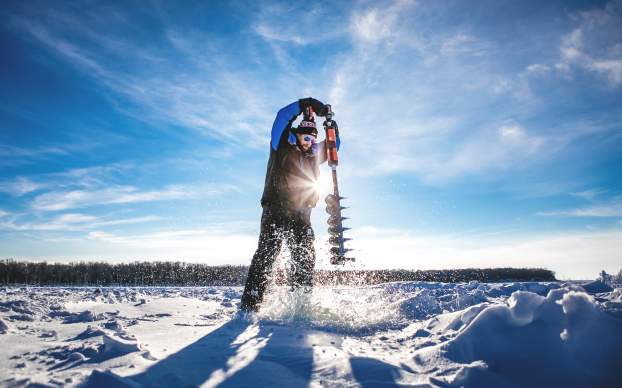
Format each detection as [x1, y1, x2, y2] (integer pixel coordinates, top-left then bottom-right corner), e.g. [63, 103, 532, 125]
[260, 100, 339, 211]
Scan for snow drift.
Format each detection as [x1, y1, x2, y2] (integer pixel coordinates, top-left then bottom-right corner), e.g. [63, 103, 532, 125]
[415, 287, 622, 386]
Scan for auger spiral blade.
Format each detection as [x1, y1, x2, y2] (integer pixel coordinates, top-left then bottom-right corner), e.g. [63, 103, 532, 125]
[327, 215, 349, 227]
[330, 255, 356, 265]
[329, 247, 353, 256]
[325, 194, 338, 204]
[329, 236, 352, 246]
[328, 226, 351, 235]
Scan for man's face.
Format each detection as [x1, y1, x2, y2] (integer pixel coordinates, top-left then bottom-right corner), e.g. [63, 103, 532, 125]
[296, 133, 316, 151]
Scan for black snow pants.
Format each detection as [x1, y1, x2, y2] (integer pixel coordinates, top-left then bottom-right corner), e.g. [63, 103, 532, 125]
[240, 206, 316, 312]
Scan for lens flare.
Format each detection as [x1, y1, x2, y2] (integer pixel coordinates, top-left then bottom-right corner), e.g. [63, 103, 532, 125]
[314, 172, 332, 197]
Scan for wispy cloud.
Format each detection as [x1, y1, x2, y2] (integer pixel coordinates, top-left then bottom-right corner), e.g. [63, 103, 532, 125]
[8, 0, 619, 188]
[526, 64, 551, 73]
[0, 163, 133, 197]
[440, 33, 488, 57]
[0, 177, 46, 196]
[0, 144, 70, 167]
[0, 212, 162, 232]
[325, 2, 568, 184]
[537, 197, 622, 217]
[31, 184, 235, 211]
[350, 7, 393, 43]
[253, 3, 345, 46]
[557, 0, 622, 86]
[83, 228, 257, 263]
[9, 9, 277, 148]
[570, 188, 606, 201]
[349, 0, 416, 46]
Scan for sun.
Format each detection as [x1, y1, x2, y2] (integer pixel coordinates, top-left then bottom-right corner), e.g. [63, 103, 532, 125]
[314, 172, 333, 197]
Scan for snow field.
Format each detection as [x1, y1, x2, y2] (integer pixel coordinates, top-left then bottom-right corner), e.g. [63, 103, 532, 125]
[0, 281, 620, 387]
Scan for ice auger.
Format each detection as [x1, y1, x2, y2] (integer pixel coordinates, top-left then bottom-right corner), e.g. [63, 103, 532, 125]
[323, 105, 355, 265]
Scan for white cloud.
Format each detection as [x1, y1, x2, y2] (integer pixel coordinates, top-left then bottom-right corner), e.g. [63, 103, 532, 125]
[348, 0, 418, 47]
[6, 0, 619, 193]
[436, 125, 544, 181]
[0, 177, 45, 196]
[350, 8, 393, 43]
[10, 13, 279, 149]
[55, 213, 97, 224]
[570, 188, 606, 201]
[588, 58, 622, 84]
[537, 198, 622, 217]
[440, 33, 482, 56]
[499, 125, 524, 141]
[0, 213, 162, 232]
[0, 144, 72, 167]
[557, 0, 622, 86]
[348, 226, 622, 280]
[254, 24, 308, 45]
[526, 64, 551, 74]
[0, 144, 67, 158]
[252, 2, 346, 46]
[13, 17, 110, 78]
[31, 184, 234, 211]
[84, 228, 257, 263]
[90, 216, 163, 227]
[325, 2, 567, 184]
[343, 121, 545, 184]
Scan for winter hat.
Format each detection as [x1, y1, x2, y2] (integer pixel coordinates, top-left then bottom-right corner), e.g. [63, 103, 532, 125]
[295, 118, 318, 136]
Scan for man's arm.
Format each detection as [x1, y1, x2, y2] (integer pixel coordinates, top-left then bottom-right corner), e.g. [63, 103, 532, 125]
[270, 101, 300, 151]
[270, 98, 328, 151]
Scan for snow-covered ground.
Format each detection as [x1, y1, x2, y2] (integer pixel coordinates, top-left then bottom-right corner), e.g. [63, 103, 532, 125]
[1, 280, 621, 387]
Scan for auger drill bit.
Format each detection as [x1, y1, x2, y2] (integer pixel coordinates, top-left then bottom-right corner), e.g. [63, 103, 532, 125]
[323, 105, 355, 265]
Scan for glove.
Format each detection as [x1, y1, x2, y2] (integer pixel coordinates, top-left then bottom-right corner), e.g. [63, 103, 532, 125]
[299, 97, 327, 117]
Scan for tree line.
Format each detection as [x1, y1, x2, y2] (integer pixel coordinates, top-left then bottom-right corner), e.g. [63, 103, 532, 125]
[0, 259, 556, 286]
[0, 259, 247, 286]
[288, 267, 556, 285]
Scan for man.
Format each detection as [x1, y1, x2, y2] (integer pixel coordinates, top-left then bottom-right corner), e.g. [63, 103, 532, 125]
[240, 97, 340, 312]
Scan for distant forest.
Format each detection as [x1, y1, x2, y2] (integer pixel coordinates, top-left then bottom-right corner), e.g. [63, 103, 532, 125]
[0, 259, 556, 286]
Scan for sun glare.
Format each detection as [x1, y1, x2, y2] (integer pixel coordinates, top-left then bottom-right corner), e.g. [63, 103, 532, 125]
[315, 172, 333, 197]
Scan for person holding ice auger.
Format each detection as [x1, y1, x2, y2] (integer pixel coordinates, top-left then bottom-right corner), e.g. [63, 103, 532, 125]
[240, 97, 340, 313]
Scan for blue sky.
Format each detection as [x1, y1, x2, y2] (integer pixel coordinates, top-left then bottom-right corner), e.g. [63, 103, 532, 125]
[1, 0, 621, 279]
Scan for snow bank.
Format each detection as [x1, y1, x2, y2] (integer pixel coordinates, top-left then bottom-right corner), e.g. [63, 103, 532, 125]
[581, 279, 613, 293]
[63, 310, 106, 324]
[80, 370, 139, 388]
[69, 325, 107, 341]
[420, 286, 622, 387]
[98, 332, 142, 360]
